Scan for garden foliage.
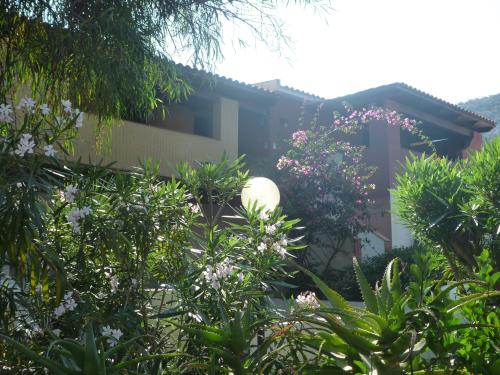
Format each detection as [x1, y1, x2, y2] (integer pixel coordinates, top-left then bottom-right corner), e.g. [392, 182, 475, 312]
[0, 97, 498, 374]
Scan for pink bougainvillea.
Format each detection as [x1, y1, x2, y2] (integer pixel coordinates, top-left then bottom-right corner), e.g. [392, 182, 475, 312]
[275, 103, 422, 273]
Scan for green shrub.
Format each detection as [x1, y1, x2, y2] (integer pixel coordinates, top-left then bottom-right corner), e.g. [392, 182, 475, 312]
[393, 139, 500, 275]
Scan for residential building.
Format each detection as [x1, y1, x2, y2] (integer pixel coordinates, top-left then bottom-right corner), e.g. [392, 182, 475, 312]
[73, 68, 496, 264]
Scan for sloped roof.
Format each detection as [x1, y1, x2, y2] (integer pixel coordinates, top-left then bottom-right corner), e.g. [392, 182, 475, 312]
[328, 82, 496, 132]
[176, 64, 276, 102]
[174, 65, 495, 131]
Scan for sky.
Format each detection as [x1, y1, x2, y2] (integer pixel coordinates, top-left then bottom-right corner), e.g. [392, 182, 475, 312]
[213, 0, 500, 104]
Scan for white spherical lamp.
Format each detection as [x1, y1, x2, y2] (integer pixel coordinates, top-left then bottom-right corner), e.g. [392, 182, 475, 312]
[241, 177, 280, 212]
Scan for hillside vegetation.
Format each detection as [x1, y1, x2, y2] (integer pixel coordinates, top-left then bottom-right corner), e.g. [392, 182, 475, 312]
[460, 94, 500, 139]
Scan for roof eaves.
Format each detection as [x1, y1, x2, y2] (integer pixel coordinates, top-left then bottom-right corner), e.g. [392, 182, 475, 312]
[175, 64, 275, 98]
[392, 82, 496, 127]
[252, 80, 325, 101]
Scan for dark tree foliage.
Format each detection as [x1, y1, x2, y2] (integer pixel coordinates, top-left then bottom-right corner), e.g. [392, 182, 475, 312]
[0, 0, 324, 122]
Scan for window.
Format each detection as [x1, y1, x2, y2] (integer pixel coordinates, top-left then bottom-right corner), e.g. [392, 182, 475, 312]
[194, 114, 213, 137]
[190, 97, 214, 138]
[148, 95, 216, 138]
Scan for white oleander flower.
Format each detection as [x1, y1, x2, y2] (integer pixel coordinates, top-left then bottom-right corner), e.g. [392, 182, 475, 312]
[272, 242, 287, 258]
[80, 205, 92, 216]
[215, 258, 233, 279]
[14, 133, 35, 157]
[265, 224, 277, 235]
[40, 103, 50, 115]
[211, 279, 221, 290]
[66, 206, 91, 233]
[202, 259, 234, 290]
[64, 185, 78, 203]
[101, 325, 123, 347]
[296, 291, 320, 309]
[109, 275, 119, 294]
[17, 97, 36, 113]
[30, 324, 43, 337]
[61, 99, 72, 113]
[258, 211, 269, 221]
[0, 103, 13, 123]
[64, 298, 77, 311]
[43, 144, 57, 157]
[53, 305, 66, 318]
[279, 235, 288, 247]
[257, 242, 267, 253]
[66, 208, 82, 233]
[101, 325, 112, 337]
[188, 202, 201, 213]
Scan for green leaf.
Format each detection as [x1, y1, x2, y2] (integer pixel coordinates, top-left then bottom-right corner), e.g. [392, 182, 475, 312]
[447, 290, 500, 313]
[83, 322, 102, 375]
[322, 315, 381, 354]
[353, 257, 379, 314]
[0, 334, 76, 375]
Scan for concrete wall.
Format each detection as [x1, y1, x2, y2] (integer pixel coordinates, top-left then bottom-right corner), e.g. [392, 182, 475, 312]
[72, 97, 239, 176]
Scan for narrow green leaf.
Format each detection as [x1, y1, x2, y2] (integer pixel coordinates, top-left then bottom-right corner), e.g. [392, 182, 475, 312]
[353, 257, 379, 314]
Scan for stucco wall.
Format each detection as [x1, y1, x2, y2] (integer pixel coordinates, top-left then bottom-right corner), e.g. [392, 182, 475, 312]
[72, 97, 239, 176]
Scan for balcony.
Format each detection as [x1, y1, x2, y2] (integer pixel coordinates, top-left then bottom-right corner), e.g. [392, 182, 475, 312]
[72, 97, 239, 176]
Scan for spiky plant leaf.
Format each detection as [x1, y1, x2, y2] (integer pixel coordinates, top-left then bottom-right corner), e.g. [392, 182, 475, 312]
[353, 257, 379, 314]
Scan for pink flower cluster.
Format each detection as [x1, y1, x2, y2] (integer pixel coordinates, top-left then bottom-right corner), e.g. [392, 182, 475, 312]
[292, 130, 308, 146]
[359, 107, 418, 132]
[276, 156, 315, 176]
[331, 106, 418, 134]
[276, 156, 292, 170]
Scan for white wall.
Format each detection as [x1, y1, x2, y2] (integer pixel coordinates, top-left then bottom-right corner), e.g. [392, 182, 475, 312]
[359, 232, 385, 258]
[390, 191, 414, 248]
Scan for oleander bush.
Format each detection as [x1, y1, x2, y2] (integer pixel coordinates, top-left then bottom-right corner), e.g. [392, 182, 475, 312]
[393, 138, 500, 275]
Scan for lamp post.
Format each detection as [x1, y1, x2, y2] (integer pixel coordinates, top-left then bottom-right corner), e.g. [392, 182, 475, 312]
[241, 177, 280, 212]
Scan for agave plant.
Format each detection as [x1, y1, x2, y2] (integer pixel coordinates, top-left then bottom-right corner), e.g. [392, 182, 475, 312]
[174, 305, 296, 375]
[293, 254, 500, 374]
